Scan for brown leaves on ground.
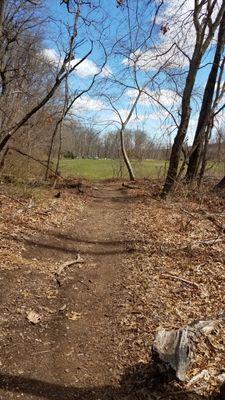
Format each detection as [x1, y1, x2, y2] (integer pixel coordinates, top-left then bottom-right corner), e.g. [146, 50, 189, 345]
[0, 187, 86, 339]
[118, 180, 225, 398]
[0, 188, 85, 273]
[0, 180, 225, 399]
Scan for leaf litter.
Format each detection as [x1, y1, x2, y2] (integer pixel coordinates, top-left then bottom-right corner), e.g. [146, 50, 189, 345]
[0, 181, 225, 399]
[117, 180, 225, 398]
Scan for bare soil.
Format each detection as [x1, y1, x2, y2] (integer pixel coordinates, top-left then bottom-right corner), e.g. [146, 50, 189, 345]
[0, 181, 225, 400]
[0, 183, 135, 399]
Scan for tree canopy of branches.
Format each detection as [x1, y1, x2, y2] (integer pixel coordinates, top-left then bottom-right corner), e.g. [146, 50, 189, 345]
[1, 0, 225, 192]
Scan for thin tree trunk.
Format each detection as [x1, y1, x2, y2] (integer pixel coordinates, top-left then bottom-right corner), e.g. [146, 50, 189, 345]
[120, 128, 135, 181]
[9, 146, 64, 179]
[213, 175, 225, 191]
[198, 120, 213, 186]
[186, 11, 225, 182]
[0, 144, 8, 170]
[162, 1, 225, 197]
[0, 46, 92, 153]
[161, 52, 201, 197]
[0, 0, 5, 38]
[45, 119, 61, 180]
[0, 76, 65, 152]
[54, 121, 63, 185]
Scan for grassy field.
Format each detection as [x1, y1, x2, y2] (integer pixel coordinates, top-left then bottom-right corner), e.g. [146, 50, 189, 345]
[59, 158, 169, 180]
[59, 158, 225, 181]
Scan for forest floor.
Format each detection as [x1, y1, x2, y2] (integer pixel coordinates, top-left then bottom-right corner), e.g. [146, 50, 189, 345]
[0, 180, 225, 400]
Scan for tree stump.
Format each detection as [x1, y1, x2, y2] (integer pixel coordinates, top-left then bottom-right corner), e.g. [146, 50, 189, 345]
[152, 319, 220, 382]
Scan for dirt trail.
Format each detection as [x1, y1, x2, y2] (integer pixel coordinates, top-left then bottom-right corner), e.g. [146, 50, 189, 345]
[2, 181, 224, 399]
[0, 183, 134, 400]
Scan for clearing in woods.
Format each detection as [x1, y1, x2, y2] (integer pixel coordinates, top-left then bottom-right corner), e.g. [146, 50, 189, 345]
[0, 180, 225, 399]
[59, 158, 225, 181]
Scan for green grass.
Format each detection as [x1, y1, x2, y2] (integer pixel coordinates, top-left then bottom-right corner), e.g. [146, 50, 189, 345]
[59, 158, 168, 180]
[59, 158, 225, 181]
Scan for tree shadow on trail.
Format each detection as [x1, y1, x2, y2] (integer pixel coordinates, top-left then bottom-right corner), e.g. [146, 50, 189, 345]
[0, 362, 222, 400]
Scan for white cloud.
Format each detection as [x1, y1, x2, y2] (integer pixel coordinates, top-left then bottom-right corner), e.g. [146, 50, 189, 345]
[42, 48, 112, 78]
[150, 109, 172, 122]
[42, 48, 61, 65]
[126, 89, 149, 105]
[102, 65, 112, 77]
[72, 58, 99, 78]
[127, 88, 180, 107]
[123, 1, 196, 72]
[124, 0, 224, 72]
[151, 89, 180, 107]
[116, 108, 148, 124]
[72, 60, 112, 78]
[186, 115, 199, 142]
[70, 95, 104, 113]
[123, 45, 189, 71]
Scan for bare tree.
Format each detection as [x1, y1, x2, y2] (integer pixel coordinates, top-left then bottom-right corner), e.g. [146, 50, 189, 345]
[0, 0, 94, 155]
[186, 10, 225, 183]
[162, 0, 225, 197]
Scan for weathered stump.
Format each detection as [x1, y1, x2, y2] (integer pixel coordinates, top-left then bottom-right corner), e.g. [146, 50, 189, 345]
[152, 319, 220, 382]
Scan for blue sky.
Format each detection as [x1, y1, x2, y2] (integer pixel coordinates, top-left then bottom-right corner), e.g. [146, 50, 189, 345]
[41, 1, 224, 145]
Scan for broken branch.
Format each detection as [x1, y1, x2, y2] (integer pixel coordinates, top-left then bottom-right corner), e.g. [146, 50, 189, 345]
[161, 272, 200, 289]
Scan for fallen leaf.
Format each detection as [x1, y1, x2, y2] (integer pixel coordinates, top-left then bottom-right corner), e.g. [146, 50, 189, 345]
[66, 311, 82, 321]
[27, 310, 41, 324]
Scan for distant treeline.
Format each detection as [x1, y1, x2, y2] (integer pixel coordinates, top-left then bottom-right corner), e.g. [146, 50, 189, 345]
[61, 121, 170, 161]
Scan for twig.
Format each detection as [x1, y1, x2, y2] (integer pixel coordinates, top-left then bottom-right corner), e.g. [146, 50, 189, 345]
[122, 182, 141, 189]
[0, 192, 27, 206]
[181, 207, 225, 233]
[10, 146, 66, 181]
[180, 207, 197, 217]
[32, 349, 52, 355]
[193, 237, 222, 246]
[77, 280, 90, 290]
[181, 237, 222, 250]
[202, 211, 225, 233]
[161, 272, 200, 289]
[77, 279, 98, 297]
[56, 254, 84, 277]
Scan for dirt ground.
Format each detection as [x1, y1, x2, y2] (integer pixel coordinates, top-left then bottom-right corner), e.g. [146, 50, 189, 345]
[0, 180, 225, 400]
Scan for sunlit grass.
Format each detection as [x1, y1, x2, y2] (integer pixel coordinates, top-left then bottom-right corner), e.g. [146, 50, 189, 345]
[59, 158, 225, 181]
[59, 158, 168, 180]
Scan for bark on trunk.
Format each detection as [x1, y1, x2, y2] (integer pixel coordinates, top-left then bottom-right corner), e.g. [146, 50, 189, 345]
[186, 11, 225, 182]
[161, 52, 201, 197]
[198, 120, 213, 186]
[45, 120, 61, 180]
[213, 175, 225, 191]
[161, 1, 225, 197]
[0, 47, 92, 154]
[0, 80, 63, 152]
[0, 144, 8, 170]
[120, 128, 135, 181]
[0, 0, 5, 38]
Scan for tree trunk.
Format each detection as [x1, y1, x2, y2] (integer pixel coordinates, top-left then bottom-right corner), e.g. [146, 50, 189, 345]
[198, 119, 213, 186]
[0, 144, 9, 170]
[161, 52, 201, 197]
[120, 128, 135, 181]
[0, 78, 65, 153]
[186, 11, 225, 182]
[45, 120, 61, 180]
[213, 175, 225, 191]
[0, 0, 5, 38]
[161, 1, 225, 197]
